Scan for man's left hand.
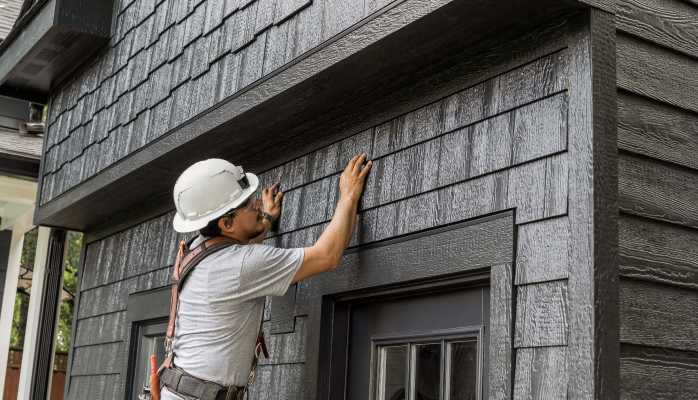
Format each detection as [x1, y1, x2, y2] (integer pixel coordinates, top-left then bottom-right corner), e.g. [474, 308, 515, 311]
[262, 182, 284, 222]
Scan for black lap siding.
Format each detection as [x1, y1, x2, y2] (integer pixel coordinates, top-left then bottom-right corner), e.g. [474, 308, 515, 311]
[615, 0, 698, 397]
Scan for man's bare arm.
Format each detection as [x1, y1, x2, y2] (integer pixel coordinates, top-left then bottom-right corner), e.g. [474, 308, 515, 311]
[293, 154, 372, 283]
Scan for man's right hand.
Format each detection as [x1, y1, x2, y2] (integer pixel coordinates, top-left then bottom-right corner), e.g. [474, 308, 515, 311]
[339, 154, 372, 203]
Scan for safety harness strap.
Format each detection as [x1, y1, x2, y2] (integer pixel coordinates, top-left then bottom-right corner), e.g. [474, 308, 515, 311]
[158, 235, 270, 400]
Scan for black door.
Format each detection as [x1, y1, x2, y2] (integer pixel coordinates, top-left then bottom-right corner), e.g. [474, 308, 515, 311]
[326, 284, 490, 400]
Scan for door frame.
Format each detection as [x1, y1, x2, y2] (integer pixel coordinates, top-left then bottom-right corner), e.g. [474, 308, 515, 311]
[312, 211, 516, 400]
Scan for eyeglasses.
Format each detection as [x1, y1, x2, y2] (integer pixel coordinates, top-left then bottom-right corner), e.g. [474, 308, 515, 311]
[223, 195, 257, 217]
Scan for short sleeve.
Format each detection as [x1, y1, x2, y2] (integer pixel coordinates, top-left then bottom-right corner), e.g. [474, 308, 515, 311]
[238, 244, 304, 300]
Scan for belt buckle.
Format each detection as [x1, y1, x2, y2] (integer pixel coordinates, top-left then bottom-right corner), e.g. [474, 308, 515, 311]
[224, 386, 237, 400]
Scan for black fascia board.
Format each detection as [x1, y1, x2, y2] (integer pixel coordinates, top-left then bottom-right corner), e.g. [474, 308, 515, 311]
[0, 0, 113, 103]
[34, 0, 586, 231]
[0, 152, 40, 181]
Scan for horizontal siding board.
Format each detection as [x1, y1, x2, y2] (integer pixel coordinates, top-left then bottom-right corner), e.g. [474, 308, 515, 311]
[619, 215, 698, 289]
[621, 344, 698, 400]
[512, 92, 568, 165]
[617, 33, 698, 114]
[620, 278, 698, 351]
[67, 374, 120, 400]
[514, 280, 568, 348]
[513, 346, 568, 400]
[74, 311, 128, 347]
[618, 92, 698, 171]
[616, 0, 698, 59]
[261, 316, 307, 364]
[248, 363, 304, 399]
[619, 153, 698, 228]
[515, 216, 570, 285]
[70, 342, 124, 375]
[41, 44, 568, 204]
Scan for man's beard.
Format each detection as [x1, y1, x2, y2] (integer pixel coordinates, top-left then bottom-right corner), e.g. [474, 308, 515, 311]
[250, 223, 265, 239]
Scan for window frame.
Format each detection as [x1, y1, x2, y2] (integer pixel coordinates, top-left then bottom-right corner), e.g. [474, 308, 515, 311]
[130, 319, 168, 400]
[123, 286, 172, 400]
[370, 326, 484, 400]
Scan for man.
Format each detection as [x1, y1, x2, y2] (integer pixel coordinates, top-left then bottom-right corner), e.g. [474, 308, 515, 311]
[161, 154, 372, 400]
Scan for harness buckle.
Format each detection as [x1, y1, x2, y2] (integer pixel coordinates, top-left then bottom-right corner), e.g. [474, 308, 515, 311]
[164, 337, 173, 356]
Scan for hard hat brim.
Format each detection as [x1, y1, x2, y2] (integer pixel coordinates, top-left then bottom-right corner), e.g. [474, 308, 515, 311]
[172, 173, 259, 233]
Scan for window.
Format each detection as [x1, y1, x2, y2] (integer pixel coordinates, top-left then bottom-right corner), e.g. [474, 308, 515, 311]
[372, 327, 483, 400]
[131, 321, 168, 400]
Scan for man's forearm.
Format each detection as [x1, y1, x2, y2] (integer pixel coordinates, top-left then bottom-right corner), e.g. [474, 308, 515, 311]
[316, 196, 359, 263]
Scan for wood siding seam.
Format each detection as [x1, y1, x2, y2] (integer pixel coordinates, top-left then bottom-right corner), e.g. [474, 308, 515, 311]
[616, 0, 698, 60]
[617, 32, 698, 115]
[618, 89, 698, 171]
[618, 152, 698, 229]
[620, 277, 698, 352]
[619, 213, 698, 289]
[257, 89, 569, 199]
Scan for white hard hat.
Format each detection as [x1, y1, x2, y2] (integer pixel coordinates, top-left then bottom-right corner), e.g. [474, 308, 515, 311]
[172, 159, 259, 233]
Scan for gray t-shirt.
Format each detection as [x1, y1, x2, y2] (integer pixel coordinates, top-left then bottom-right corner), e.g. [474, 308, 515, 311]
[162, 237, 303, 399]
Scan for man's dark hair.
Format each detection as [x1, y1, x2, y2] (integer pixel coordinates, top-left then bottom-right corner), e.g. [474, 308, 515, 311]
[199, 213, 234, 237]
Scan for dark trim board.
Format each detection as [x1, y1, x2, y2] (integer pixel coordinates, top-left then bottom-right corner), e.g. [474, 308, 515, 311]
[566, 9, 619, 400]
[0, 153, 40, 181]
[62, 239, 87, 400]
[298, 212, 515, 399]
[33, 0, 585, 231]
[122, 287, 172, 400]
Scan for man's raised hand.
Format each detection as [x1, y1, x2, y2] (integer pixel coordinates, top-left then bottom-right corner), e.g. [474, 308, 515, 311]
[339, 154, 372, 203]
[262, 182, 284, 221]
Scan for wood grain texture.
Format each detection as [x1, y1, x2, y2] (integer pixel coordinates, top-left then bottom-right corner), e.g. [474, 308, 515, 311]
[507, 158, 547, 224]
[567, 10, 619, 400]
[619, 153, 698, 228]
[620, 344, 698, 400]
[67, 374, 120, 400]
[69, 342, 125, 376]
[620, 214, 698, 289]
[270, 284, 297, 334]
[514, 280, 568, 348]
[248, 363, 304, 400]
[514, 346, 568, 400]
[515, 216, 570, 285]
[489, 263, 514, 400]
[470, 113, 513, 176]
[617, 33, 698, 114]
[616, 0, 698, 59]
[620, 278, 698, 352]
[618, 91, 698, 171]
[512, 92, 568, 165]
[261, 317, 307, 365]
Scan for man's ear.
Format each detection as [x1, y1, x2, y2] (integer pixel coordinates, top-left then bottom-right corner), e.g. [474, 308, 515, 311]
[218, 216, 235, 233]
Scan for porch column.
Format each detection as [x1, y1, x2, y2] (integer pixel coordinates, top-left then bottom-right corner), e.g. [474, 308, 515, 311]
[16, 227, 52, 400]
[0, 210, 36, 399]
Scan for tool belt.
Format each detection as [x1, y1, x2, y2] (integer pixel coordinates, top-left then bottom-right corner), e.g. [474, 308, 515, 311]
[159, 367, 242, 400]
[155, 235, 270, 400]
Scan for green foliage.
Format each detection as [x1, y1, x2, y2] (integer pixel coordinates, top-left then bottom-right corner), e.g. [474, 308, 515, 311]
[9, 229, 82, 352]
[10, 295, 21, 347]
[56, 231, 82, 352]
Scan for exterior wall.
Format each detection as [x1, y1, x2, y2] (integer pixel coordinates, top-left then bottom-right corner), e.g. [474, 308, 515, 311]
[65, 30, 581, 398]
[614, 0, 698, 398]
[39, 0, 400, 205]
